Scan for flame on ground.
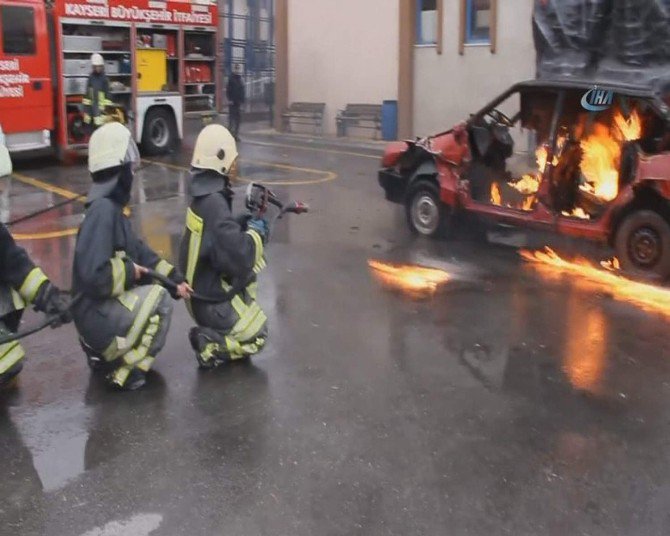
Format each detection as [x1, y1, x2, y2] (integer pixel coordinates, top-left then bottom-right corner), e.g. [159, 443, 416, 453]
[368, 259, 450, 298]
[520, 247, 670, 317]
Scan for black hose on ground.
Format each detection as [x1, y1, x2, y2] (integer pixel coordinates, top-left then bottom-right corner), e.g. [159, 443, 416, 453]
[0, 292, 83, 345]
[5, 194, 86, 227]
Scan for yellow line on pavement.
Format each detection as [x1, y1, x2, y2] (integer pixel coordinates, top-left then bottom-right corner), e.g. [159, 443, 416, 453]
[10, 173, 82, 241]
[14, 228, 79, 240]
[244, 139, 382, 160]
[12, 172, 81, 200]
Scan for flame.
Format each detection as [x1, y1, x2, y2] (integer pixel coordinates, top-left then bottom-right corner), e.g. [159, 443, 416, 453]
[601, 257, 621, 271]
[614, 109, 643, 142]
[537, 145, 549, 175]
[368, 259, 450, 298]
[521, 195, 535, 211]
[513, 174, 541, 195]
[579, 110, 643, 203]
[561, 207, 590, 220]
[491, 142, 557, 207]
[491, 182, 502, 206]
[489, 181, 535, 211]
[579, 123, 621, 202]
[520, 247, 670, 317]
[489, 109, 643, 210]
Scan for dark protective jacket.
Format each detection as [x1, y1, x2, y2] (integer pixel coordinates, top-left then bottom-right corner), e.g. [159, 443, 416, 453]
[73, 197, 182, 305]
[178, 174, 264, 302]
[0, 223, 48, 310]
[82, 72, 112, 123]
[226, 75, 245, 106]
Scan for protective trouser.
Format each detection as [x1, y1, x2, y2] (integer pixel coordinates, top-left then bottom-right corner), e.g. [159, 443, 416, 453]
[228, 104, 241, 138]
[0, 287, 27, 386]
[189, 281, 267, 367]
[74, 284, 172, 388]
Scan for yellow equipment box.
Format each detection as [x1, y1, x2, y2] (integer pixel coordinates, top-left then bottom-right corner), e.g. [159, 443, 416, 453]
[136, 49, 167, 92]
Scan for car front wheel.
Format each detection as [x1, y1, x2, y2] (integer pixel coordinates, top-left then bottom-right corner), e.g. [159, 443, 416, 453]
[615, 209, 670, 281]
[405, 180, 451, 238]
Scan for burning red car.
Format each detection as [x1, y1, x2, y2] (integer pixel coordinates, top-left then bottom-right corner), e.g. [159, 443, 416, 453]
[379, 79, 670, 280]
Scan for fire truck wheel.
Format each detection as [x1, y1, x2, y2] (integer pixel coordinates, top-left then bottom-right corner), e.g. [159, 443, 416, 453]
[405, 180, 451, 238]
[142, 108, 176, 155]
[615, 209, 670, 281]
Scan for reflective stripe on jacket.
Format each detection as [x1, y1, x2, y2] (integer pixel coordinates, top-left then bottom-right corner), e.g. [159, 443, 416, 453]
[0, 223, 48, 309]
[72, 198, 178, 300]
[82, 72, 112, 121]
[178, 188, 264, 303]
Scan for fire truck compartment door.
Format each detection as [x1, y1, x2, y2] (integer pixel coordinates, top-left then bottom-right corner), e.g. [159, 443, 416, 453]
[0, 2, 53, 134]
[136, 49, 167, 92]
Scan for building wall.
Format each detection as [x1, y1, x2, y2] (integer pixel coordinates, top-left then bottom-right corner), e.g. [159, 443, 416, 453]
[413, 1, 535, 135]
[287, 0, 399, 134]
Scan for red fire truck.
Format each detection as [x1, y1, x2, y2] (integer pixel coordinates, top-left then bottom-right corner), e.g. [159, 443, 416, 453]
[0, 0, 220, 156]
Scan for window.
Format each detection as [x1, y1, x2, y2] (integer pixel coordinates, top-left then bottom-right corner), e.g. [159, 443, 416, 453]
[416, 0, 437, 45]
[466, 0, 491, 44]
[1, 6, 36, 55]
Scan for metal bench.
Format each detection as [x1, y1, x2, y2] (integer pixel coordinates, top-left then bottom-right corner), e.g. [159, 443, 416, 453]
[336, 104, 382, 139]
[282, 102, 325, 134]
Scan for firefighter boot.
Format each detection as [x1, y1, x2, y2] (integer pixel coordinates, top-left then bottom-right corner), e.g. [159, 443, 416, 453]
[189, 327, 230, 369]
[80, 337, 107, 372]
[106, 366, 146, 391]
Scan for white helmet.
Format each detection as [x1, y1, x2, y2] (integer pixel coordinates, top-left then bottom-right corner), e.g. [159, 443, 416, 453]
[87, 123, 140, 201]
[88, 122, 139, 173]
[91, 53, 104, 67]
[191, 124, 238, 176]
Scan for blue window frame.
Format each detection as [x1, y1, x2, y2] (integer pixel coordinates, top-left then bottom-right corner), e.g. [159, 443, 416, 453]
[465, 0, 491, 44]
[416, 0, 437, 45]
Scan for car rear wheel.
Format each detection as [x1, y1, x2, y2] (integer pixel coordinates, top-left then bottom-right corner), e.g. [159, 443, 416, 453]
[142, 108, 176, 156]
[615, 209, 670, 281]
[405, 180, 451, 238]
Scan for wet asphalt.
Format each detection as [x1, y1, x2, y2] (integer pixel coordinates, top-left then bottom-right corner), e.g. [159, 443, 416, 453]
[1, 120, 670, 536]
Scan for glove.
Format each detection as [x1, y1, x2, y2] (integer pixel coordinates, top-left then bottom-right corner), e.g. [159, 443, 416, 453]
[165, 268, 186, 300]
[33, 282, 73, 328]
[247, 218, 269, 244]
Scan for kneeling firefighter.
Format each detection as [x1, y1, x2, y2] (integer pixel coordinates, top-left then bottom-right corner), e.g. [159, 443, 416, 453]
[179, 124, 268, 368]
[0, 225, 71, 387]
[72, 122, 192, 390]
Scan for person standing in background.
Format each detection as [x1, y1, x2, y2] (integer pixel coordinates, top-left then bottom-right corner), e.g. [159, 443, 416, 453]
[226, 64, 245, 141]
[82, 54, 113, 132]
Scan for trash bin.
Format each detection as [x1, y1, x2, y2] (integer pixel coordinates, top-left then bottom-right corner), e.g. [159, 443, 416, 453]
[381, 100, 398, 141]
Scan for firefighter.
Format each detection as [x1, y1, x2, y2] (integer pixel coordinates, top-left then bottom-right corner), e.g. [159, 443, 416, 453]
[72, 122, 192, 391]
[179, 124, 268, 369]
[82, 53, 113, 132]
[0, 224, 71, 387]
